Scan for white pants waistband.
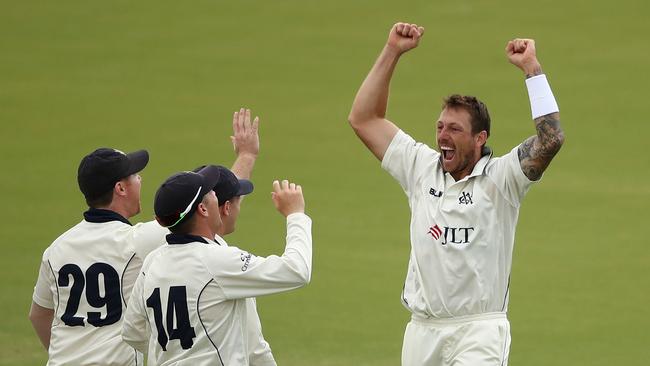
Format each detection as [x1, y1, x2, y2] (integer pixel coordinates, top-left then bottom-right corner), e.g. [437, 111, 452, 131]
[411, 312, 507, 326]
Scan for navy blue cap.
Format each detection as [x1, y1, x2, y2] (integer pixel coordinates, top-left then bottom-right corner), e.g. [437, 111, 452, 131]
[78, 148, 149, 200]
[154, 165, 221, 228]
[193, 165, 253, 206]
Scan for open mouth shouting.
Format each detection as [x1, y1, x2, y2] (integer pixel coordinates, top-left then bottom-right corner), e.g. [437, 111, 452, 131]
[440, 146, 455, 162]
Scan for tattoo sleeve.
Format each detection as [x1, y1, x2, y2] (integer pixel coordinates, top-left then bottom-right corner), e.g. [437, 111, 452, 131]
[518, 111, 564, 181]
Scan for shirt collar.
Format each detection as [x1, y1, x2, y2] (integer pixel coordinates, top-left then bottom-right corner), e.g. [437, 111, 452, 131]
[212, 233, 227, 246]
[440, 146, 494, 182]
[83, 208, 131, 226]
[467, 148, 493, 179]
[166, 233, 211, 245]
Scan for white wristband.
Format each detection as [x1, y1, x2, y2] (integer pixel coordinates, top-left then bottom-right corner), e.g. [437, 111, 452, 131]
[525, 74, 559, 119]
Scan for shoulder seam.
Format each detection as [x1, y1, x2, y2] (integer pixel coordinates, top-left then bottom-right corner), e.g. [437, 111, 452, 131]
[47, 260, 60, 314]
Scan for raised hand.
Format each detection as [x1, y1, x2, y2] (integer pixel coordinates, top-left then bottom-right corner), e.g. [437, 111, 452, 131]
[506, 38, 542, 76]
[231, 108, 260, 158]
[271, 180, 305, 217]
[386, 22, 425, 54]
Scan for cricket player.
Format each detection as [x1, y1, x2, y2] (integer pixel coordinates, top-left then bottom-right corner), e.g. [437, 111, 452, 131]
[347, 23, 565, 365]
[121, 166, 312, 366]
[29, 147, 168, 366]
[29, 108, 261, 365]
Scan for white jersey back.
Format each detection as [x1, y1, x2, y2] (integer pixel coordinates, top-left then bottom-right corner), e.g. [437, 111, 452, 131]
[381, 130, 536, 318]
[122, 213, 312, 366]
[32, 209, 168, 366]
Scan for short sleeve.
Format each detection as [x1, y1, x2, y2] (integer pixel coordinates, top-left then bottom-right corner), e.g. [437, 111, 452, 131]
[32, 251, 55, 309]
[381, 130, 439, 196]
[486, 145, 537, 206]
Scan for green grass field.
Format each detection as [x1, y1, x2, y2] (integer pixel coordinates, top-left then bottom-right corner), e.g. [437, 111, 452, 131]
[1, 1, 649, 365]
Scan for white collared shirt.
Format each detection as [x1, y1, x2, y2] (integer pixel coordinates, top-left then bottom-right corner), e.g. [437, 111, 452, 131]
[381, 130, 536, 318]
[122, 213, 312, 366]
[212, 233, 276, 366]
[32, 213, 168, 366]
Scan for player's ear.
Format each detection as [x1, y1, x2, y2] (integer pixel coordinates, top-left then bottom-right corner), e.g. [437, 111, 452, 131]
[197, 202, 209, 217]
[475, 130, 488, 147]
[221, 200, 231, 217]
[114, 181, 127, 197]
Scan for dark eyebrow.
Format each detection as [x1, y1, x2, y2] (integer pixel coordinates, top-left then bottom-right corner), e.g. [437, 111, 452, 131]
[437, 121, 463, 128]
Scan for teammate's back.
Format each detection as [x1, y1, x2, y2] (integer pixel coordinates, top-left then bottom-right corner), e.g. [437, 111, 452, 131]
[132, 235, 309, 365]
[38, 215, 164, 365]
[30, 148, 167, 366]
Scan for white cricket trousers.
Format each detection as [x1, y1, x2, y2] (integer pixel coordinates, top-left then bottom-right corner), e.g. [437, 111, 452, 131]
[401, 312, 510, 366]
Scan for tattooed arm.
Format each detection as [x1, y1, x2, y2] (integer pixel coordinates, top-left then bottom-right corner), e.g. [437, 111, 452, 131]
[506, 39, 565, 181]
[518, 109, 564, 181]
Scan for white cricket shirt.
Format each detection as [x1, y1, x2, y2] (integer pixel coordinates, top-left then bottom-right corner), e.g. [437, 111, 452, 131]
[214, 233, 276, 366]
[122, 212, 312, 366]
[32, 208, 169, 366]
[381, 130, 536, 318]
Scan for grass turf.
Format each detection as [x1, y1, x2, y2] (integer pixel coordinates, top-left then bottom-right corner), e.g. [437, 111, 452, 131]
[1, 0, 648, 364]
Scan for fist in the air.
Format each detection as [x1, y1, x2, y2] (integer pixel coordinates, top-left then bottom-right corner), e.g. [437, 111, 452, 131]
[386, 22, 425, 54]
[506, 38, 542, 75]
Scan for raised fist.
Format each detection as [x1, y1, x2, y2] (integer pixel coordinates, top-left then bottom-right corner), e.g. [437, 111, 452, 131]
[387, 22, 425, 54]
[506, 38, 542, 75]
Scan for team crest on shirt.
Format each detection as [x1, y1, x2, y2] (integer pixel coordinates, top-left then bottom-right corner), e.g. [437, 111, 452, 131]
[459, 191, 473, 205]
[427, 224, 475, 245]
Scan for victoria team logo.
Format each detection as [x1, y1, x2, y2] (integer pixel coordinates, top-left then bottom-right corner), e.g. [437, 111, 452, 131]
[459, 191, 473, 205]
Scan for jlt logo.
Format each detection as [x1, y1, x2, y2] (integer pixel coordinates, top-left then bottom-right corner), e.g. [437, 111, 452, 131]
[428, 225, 442, 239]
[459, 192, 473, 205]
[429, 188, 443, 197]
[427, 225, 475, 245]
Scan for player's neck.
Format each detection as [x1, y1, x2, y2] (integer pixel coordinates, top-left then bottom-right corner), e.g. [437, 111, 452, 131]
[450, 165, 474, 181]
[215, 216, 233, 237]
[95, 203, 131, 220]
[449, 149, 483, 181]
[189, 225, 216, 242]
[215, 226, 232, 237]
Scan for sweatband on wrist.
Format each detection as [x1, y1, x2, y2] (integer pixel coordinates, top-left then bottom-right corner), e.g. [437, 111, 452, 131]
[525, 74, 559, 119]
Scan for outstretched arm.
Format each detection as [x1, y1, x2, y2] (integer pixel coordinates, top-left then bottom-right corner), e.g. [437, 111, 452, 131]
[348, 23, 424, 161]
[507, 39, 565, 181]
[230, 108, 260, 179]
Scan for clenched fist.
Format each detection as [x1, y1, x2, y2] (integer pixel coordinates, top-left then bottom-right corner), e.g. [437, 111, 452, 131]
[386, 22, 425, 54]
[271, 180, 305, 217]
[506, 38, 542, 76]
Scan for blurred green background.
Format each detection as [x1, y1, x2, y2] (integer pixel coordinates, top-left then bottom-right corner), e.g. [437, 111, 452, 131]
[1, 0, 648, 365]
